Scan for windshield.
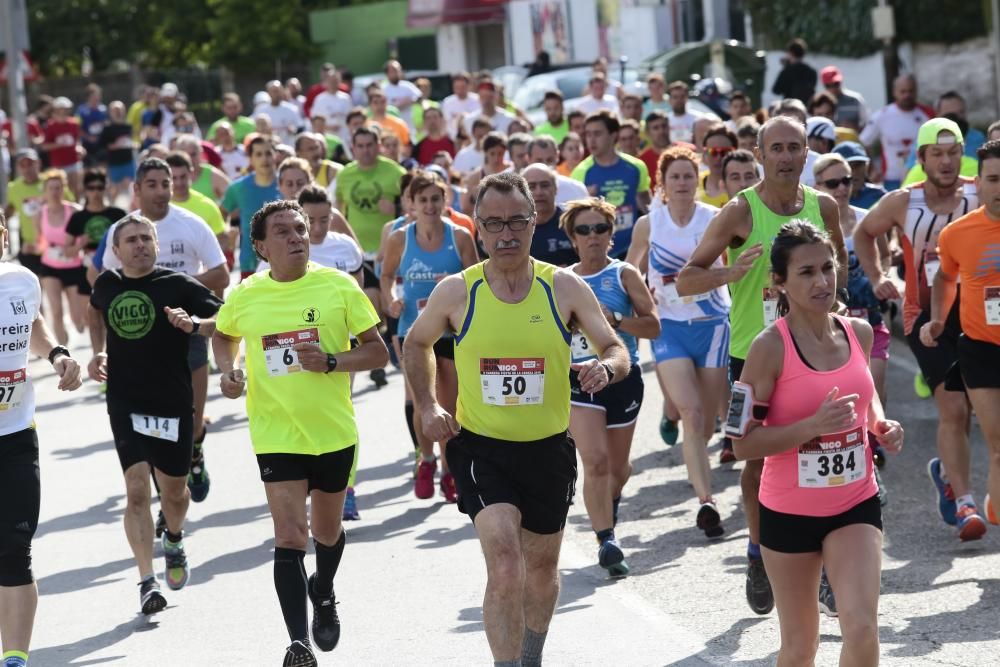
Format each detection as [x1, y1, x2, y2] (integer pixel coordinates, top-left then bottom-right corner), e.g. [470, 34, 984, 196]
[512, 70, 590, 111]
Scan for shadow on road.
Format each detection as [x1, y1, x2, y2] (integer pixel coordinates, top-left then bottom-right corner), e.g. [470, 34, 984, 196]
[28, 615, 160, 667]
[37, 494, 125, 537]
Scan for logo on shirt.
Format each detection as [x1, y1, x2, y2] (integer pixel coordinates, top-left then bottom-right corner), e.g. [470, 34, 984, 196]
[302, 307, 320, 323]
[8, 298, 26, 316]
[108, 290, 156, 340]
[170, 240, 185, 255]
[529, 314, 542, 324]
[349, 180, 385, 213]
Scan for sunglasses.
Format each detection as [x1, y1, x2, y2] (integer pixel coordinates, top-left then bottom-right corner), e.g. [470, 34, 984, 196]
[704, 147, 734, 157]
[820, 176, 852, 189]
[478, 217, 531, 233]
[85, 184, 106, 191]
[574, 223, 613, 236]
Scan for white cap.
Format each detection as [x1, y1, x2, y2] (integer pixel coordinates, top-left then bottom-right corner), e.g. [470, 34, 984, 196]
[52, 96, 73, 109]
[160, 82, 179, 98]
[806, 116, 836, 143]
[253, 91, 270, 107]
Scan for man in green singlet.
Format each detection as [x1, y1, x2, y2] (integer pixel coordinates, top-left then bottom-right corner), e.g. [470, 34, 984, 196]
[677, 115, 847, 616]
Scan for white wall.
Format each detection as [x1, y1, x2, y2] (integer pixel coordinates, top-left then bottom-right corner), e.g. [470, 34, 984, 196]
[619, 6, 664, 66]
[567, 0, 599, 62]
[508, 1, 537, 66]
[761, 49, 891, 112]
[911, 36, 997, 127]
[436, 24, 470, 74]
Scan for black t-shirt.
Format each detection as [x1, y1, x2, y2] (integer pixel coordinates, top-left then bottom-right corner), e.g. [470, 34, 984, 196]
[529, 208, 577, 267]
[90, 267, 223, 415]
[98, 122, 135, 166]
[67, 207, 127, 251]
[771, 62, 817, 105]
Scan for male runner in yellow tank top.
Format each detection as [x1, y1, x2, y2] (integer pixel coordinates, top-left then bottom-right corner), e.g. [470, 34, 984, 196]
[403, 172, 630, 667]
[677, 116, 846, 615]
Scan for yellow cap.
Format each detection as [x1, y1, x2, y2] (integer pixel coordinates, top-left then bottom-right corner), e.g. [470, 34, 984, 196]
[917, 117, 963, 148]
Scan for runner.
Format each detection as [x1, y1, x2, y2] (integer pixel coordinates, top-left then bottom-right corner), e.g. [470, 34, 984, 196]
[174, 134, 230, 203]
[524, 164, 576, 267]
[859, 74, 934, 191]
[563, 197, 659, 573]
[854, 117, 981, 540]
[87, 216, 222, 615]
[732, 221, 903, 666]
[402, 171, 630, 665]
[165, 153, 228, 257]
[677, 115, 846, 614]
[221, 136, 281, 280]
[721, 149, 761, 199]
[213, 200, 388, 666]
[629, 146, 731, 538]
[698, 124, 737, 207]
[66, 169, 126, 287]
[380, 171, 478, 501]
[919, 138, 1000, 533]
[102, 158, 230, 506]
[0, 209, 82, 667]
[526, 137, 589, 206]
[4, 149, 47, 277]
[36, 170, 86, 346]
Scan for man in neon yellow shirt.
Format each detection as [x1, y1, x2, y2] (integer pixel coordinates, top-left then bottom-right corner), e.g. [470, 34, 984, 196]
[213, 200, 388, 666]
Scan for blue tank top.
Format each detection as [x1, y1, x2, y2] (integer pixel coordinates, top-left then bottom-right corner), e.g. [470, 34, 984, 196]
[571, 259, 638, 364]
[398, 222, 463, 336]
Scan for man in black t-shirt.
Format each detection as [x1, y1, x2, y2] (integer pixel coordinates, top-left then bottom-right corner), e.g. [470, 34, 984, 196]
[87, 216, 222, 616]
[66, 169, 126, 286]
[98, 101, 138, 201]
[771, 38, 817, 105]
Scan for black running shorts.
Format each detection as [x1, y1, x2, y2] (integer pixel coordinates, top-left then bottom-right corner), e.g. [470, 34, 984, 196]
[570, 363, 644, 427]
[958, 334, 1000, 390]
[445, 429, 577, 535]
[906, 307, 964, 394]
[256, 445, 356, 493]
[109, 407, 195, 478]
[0, 428, 40, 586]
[760, 493, 882, 553]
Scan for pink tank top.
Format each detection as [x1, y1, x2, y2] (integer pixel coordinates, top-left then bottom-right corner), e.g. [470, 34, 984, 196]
[40, 202, 82, 269]
[759, 315, 878, 517]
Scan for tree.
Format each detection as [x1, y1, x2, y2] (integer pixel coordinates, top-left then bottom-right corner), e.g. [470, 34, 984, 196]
[205, 0, 317, 73]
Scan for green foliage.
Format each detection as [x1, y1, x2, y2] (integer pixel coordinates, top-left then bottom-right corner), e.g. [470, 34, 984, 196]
[206, 0, 317, 73]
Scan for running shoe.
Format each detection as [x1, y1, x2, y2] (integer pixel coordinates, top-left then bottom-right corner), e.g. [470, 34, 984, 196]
[342, 487, 360, 521]
[440, 472, 458, 503]
[139, 576, 167, 615]
[659, 417, 679, 445]
[745, 558, 774, 615]
[927, 457, 957, 525]
[719, 439, 737, 464]
[155, 509, 166, 539]
[914, 372, 932, 399]
[696, 502, 724, 538]
[956, 503, 987, 541]
[162, 534, 190, 590]
[986, 494, 998, 525]
[370, 368, 388, 389]
[282, 640, 318, 667]
[307, 573, 341, 652]
[188, 437, 210, 503]
[818, 569, 838, 617]
[874, 466, 888, 507]
[415, 458, 436, 499]
[597, 538, 629, 577]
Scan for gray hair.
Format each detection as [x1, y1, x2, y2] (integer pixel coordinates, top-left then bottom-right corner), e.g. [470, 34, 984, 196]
[473, 171, 536, 220]
[757, 115, 807, 152]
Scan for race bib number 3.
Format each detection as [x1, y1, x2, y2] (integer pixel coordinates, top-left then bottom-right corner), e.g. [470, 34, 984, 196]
[263, 328, 320, 377]
[480, 358, 545, 406]
[570, 332, 595, 362]
[798, 425, 866, 488]
[986, 286, 1000, 325]
[762, 287, 780, 327]
[130, 414, 180, 442]
[0, 369, 26, 412]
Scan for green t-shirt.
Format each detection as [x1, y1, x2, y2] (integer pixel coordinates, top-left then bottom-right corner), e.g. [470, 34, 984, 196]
[726, 186, 826, 360]
[534, 120, 570, 145]
[173, 190, 226, 235]
[207, 116, 256, 143]
[6, 179, 73, 245]
[335, 157, 406, 255]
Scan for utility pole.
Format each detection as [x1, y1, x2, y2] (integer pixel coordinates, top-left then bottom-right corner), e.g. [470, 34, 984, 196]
[1, 0, 30, 154]
[872, 0, 898, 103]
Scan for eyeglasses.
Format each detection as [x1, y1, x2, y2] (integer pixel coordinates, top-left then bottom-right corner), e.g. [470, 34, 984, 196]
[820, 176, 852, 189]
[574, 223, 613, 236]
[477, 217, 532, 233]
[704, 147, 734, 157]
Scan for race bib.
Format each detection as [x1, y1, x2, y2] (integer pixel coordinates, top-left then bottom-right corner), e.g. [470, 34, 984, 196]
[660, 278, 711, 307]
[44, 246, 71, 262]
[848, 307, 867, 319]
[986, 287, 1000, 325]
[480, 358, 545, 406]
[570, 332, 595, 362]
[130, 413, 180, 442]
[762, 287, 780, 327]
[924, 251, 940, 284]
[0, 369, 27, 412]
[614, 206, 634, 233]
[798, 425, 866, 488]
[263, 328, 320, 377]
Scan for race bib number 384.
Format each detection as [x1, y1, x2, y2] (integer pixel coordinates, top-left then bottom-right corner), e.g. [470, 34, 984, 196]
[263, 328, 320, 377]
[798, 425, 866, 488]
[0, 369, 26, 412]
[480, 358, 545, 406]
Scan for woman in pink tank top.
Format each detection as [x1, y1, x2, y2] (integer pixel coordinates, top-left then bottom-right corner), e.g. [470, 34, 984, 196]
[732, 222, 903, 666]
[34, 169, 85, 345]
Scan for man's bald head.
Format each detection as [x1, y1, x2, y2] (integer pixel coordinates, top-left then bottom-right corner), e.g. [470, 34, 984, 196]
[757, 115, 806, 152]
[522, 163, 557, 218]
[893, 74, 917, 110]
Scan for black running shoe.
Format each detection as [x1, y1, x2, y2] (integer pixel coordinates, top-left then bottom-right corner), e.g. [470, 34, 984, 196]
[282, 640, 318, 667]
[696, 502, 724, 539]
[155, 510, 167, 539]
[370, 368, 388, 388]
[187, 447, 210, 503]
[308, 573, 341, 652]
[746, 557, 774, 615]
[818, 569, 838, 617]
[139, 577, 167, 615]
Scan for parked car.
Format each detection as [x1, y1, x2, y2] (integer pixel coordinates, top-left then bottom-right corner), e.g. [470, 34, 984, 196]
[351, 70, 453, 103]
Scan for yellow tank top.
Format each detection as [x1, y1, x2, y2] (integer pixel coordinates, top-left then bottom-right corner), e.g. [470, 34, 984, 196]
[454, 259, 571, 441]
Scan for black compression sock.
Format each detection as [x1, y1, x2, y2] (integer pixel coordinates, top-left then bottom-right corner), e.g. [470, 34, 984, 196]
[404, 401, 419, 450]
[164, 529, 182, 544]
[273, 547, 309, 642]
[313, 530, 346, 598]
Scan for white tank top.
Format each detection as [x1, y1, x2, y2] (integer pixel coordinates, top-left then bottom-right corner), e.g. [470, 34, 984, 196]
[0, 263, 43, 435]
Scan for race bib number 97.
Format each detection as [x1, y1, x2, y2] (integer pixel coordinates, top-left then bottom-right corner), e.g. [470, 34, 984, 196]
[263, 328, 320, 377]
[480, 358, 545, 406]
[798, 425, 866, 488]
[0, 369, 26, 412]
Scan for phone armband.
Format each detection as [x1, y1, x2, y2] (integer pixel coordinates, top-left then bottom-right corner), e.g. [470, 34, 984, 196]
[725, 381, 769, 439]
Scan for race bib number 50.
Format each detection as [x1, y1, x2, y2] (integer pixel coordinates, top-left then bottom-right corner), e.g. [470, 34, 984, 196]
[480, 358, 545, 406]
[0, 369, 26, 412]
[263, 328, 320, 377]
[798, 425, 866, 488]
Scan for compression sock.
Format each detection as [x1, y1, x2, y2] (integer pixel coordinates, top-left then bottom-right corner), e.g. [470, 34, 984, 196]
[595, 527, 615, 544]
[747, 540, 761, 560]
[313, 530, 346, 598]
[273, 547, 309, 642]
[3, 651, 28, 667]
[164, 529, 183, 545]
[521, 627, 547, 667]
[404, 401, 419, 450]
[494, 661, 521, 667]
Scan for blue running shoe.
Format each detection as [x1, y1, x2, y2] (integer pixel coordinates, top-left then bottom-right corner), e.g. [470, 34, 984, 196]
[659, 417, 679, 445]
[342, 487, 360, 521]
[598, 538, 629, 577]
[927, 458, 957, 526]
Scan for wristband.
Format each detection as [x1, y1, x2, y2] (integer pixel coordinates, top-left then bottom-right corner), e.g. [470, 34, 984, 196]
[48, 345, 71, 364]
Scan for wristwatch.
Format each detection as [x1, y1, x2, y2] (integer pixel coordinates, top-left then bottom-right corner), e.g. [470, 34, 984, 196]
[190, 318, 201, 336]
[600, 361, 616, 384]
[325, 354, 339, 374]
[612, 311, 624, 328]
[48, 345, 71, 364]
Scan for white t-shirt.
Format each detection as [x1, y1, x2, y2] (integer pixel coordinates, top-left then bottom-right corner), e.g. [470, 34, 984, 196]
[442, 93, 481, 137]
[102, 205, 227, 276]
[220, 146, 249, 180]
[555, 174, 590, 206]
[382, 80, 423, 131]
[574, 95, 620, 116]
[802, 149, 819, 187]
[453, 146, 484, 174]
[257, 102, 303, 145]
[311, 90, 354, 139]
[668, 110, 703, 144]
[0, 264, 41, 436]
[258, 233, 363, 274]
[463, 109, 516, 136]
[859, 102, 933, 183]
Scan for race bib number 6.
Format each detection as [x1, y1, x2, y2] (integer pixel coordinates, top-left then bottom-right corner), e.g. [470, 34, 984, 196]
[0, 369, 27, 412]
[480, 358, 545, 406]
[263, 328, 320, 377]
[798, 425, 866, 488]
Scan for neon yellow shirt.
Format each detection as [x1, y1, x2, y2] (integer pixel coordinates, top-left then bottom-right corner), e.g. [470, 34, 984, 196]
[6, 179, 73, 245]
[215, 264, 380, 455]
[173, 190, 226, 235]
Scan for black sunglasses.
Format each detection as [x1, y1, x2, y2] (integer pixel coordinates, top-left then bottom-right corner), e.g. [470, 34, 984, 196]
[820, 176, 852, 189]
[574, 223, 613, 236]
